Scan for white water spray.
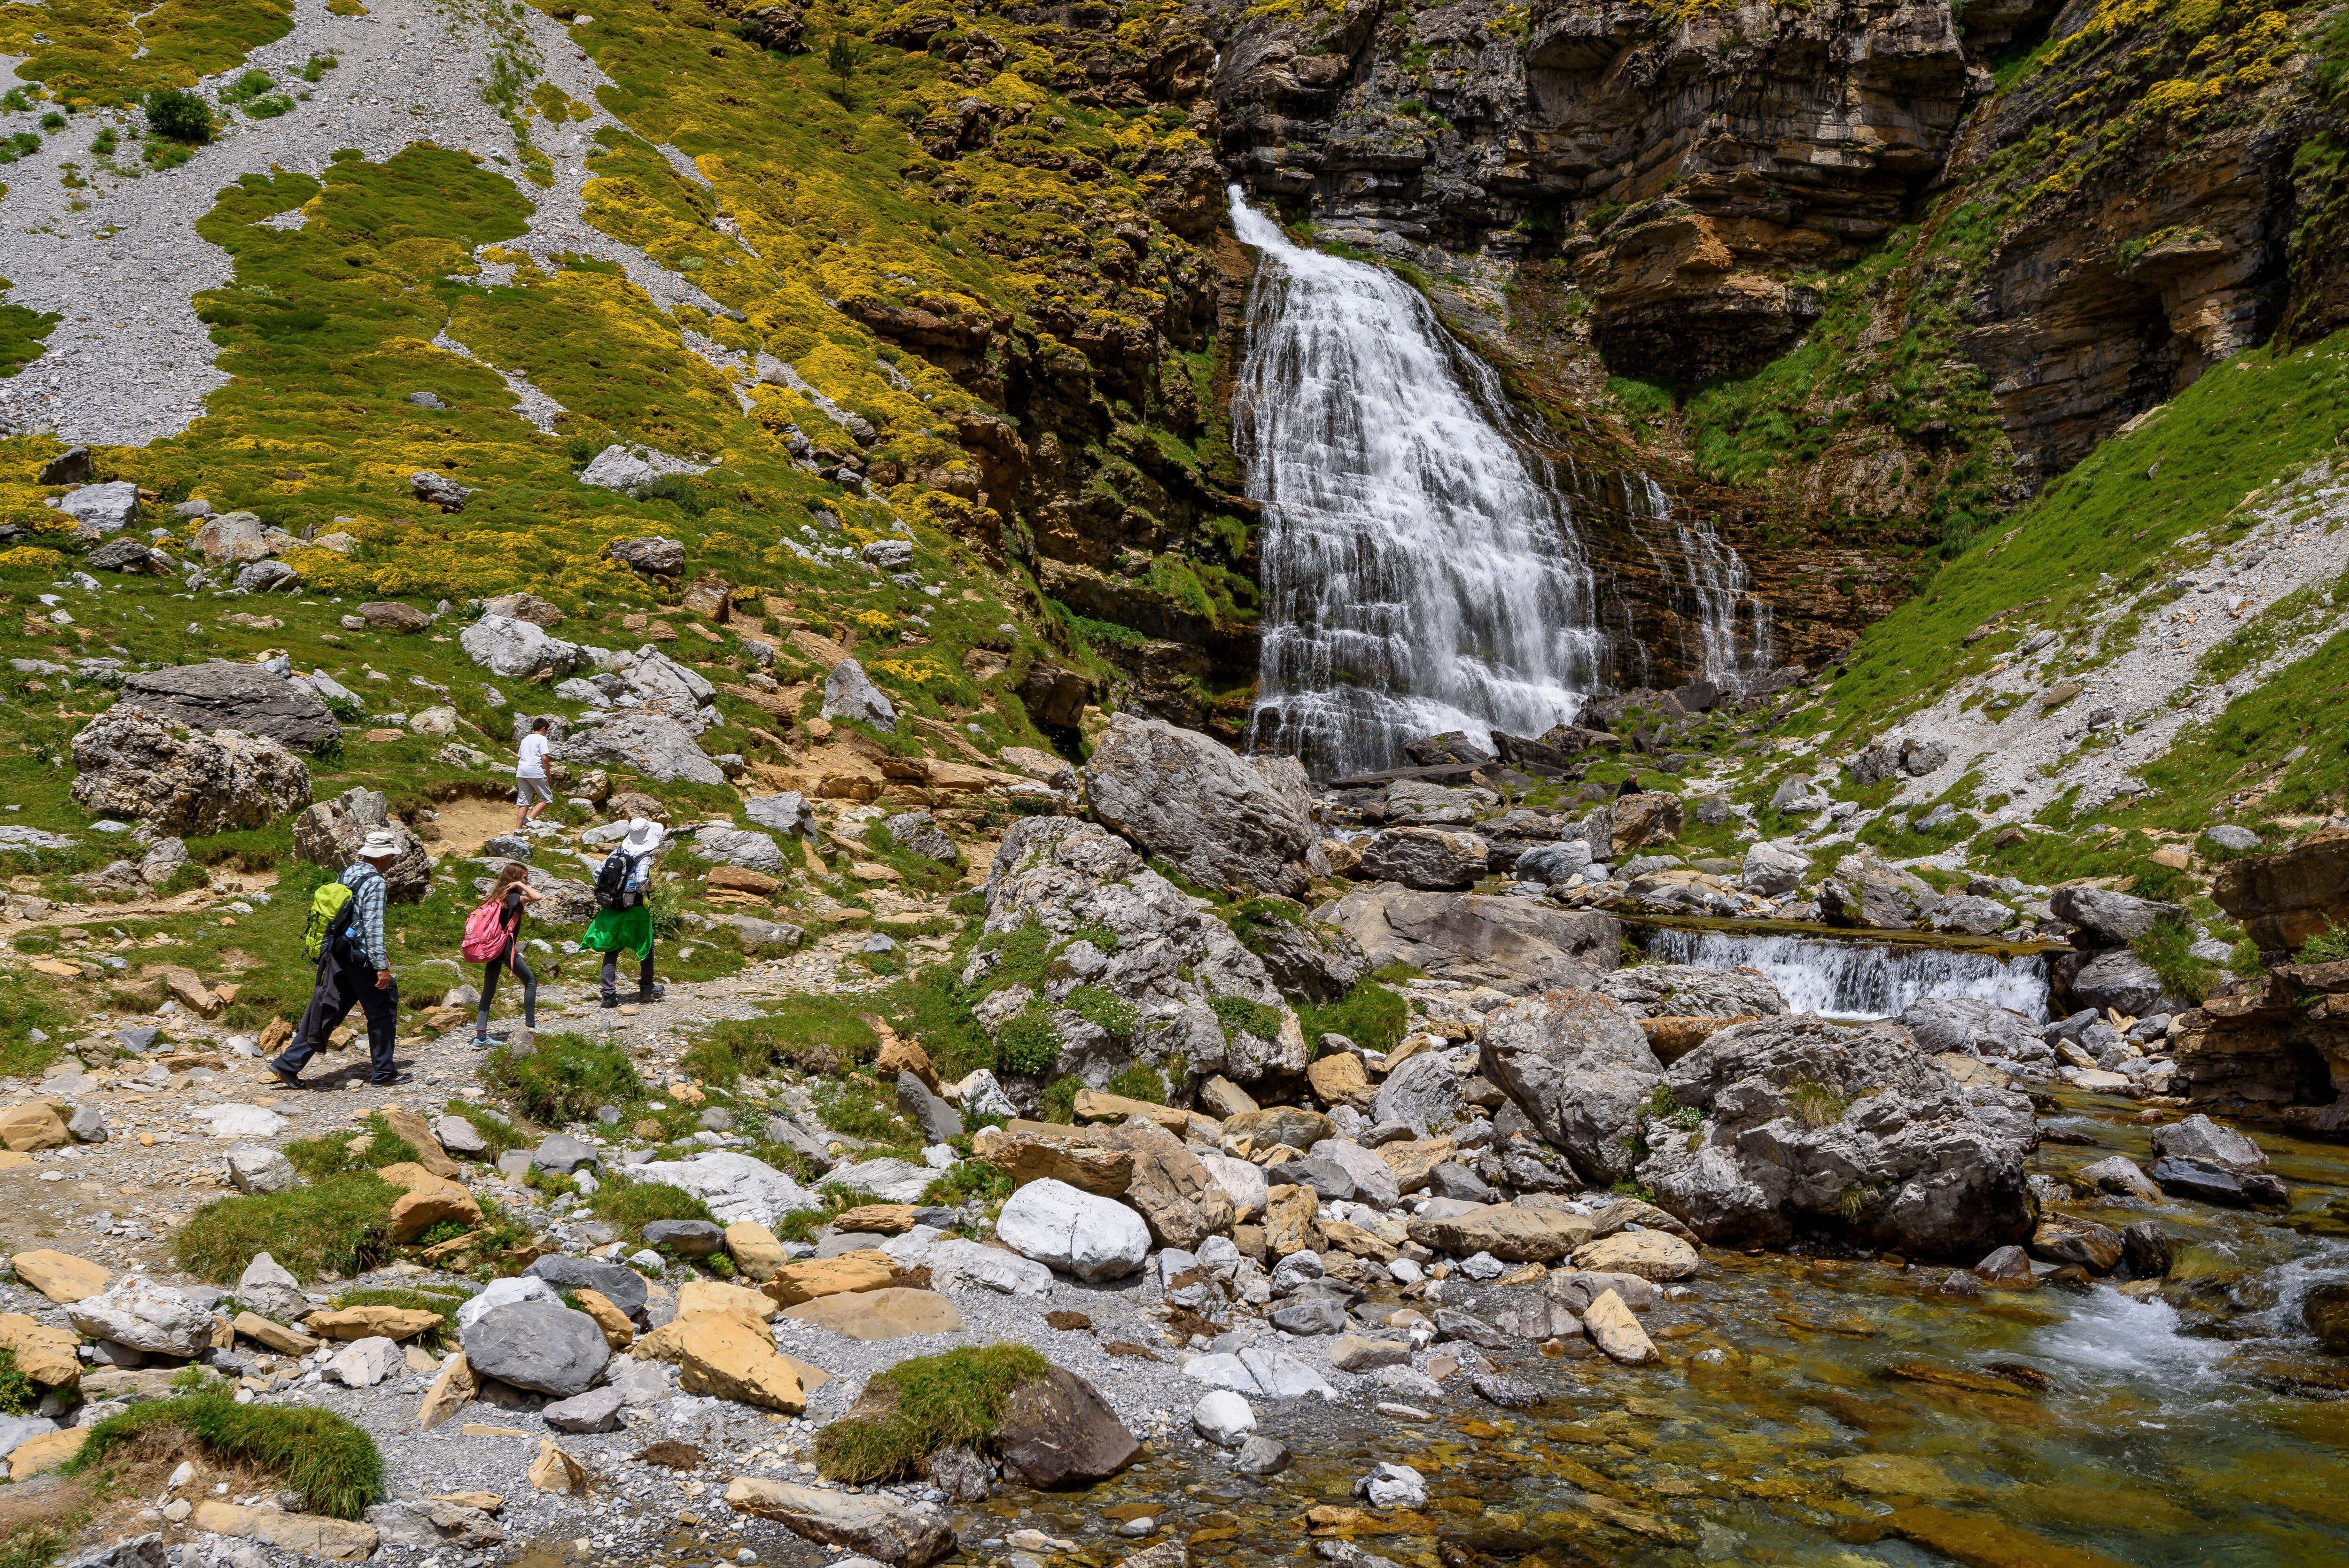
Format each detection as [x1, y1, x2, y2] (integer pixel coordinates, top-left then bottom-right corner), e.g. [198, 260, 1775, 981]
[1645, 927, 2049, 1020]
[1625, 471, 1776, 691]
[1229, 189, 1603, 776]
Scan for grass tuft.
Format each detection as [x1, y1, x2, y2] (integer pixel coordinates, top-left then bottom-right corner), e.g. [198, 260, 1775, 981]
[68, 1383, 383, 1518]
[0, 1346, 35, 1415]
[1298, 978, 1408, 1054]
[331, 1287, 463, 1348]
[487, 1032, 642, 1126]
[684, 996, 877, 1084]
[588, 1177, 716, 1246]
[172, 1172, 397, 1283]
[811, 1344, 1048, 1483]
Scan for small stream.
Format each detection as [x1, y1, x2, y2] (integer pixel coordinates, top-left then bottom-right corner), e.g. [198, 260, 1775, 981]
[1643, 926, 2052, 1022]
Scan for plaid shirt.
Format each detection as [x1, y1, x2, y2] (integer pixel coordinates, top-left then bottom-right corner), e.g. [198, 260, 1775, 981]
[341, 862, 389, 970]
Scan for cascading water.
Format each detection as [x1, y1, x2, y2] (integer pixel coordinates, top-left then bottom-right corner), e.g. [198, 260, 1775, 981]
[1624, 471, 1777, 691]
[1229, 189, 1604, 776]
[1644, 926, 2049, 1021]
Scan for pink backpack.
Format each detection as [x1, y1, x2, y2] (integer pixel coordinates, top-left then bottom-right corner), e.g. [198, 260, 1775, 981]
[460, 893, 512, 963]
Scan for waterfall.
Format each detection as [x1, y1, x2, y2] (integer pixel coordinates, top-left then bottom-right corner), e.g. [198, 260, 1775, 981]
[1228, 189, 1603, 776]
[1625, 472, 1776, 691]
[1644, 927, 2049, 1021]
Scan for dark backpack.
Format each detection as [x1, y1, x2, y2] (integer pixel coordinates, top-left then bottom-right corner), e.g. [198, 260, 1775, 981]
[594, 850, 640, 910]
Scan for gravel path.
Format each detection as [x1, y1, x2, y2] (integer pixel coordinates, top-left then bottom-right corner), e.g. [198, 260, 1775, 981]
[0, 0, 743, 446]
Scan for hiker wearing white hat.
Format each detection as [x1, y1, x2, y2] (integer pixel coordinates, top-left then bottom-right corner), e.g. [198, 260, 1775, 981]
[272, 828, 410, 1088]
[585, 818, 666, 1008]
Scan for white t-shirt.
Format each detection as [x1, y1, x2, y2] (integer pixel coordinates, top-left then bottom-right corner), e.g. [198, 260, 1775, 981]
[517, 733, 551, 779]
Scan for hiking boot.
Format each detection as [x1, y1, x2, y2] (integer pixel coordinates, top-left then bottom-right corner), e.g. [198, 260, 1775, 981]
[371, 1071, 414, 1087]
[635, 985, 666, 1003]
[266, 1065, 303, 1091]
[600, 995, 622, 1009]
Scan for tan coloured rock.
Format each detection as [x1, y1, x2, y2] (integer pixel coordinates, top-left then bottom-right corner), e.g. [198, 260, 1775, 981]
[875, 1031, 941, 1094]
[1305, 1052, 1377, 1111]
[780, 1288, 963, 1342]
[1198, 1076, 1259, 1118]
[1582, 1289, 1658, 1365]
[1637, 1015, 1751, 1063]
[378, 1106, 461, 1179]
[762, 1250, 900, 1307]
[528, 1440, 591, 1495]
[0, 1102, 70, 1152]
[975, 1122, 1134, 1196]
[669, 1308, 807, 1413]
[192, 1503, 377, 1560]
[161, 967, 224, 1019]
[305, 1305, 445, 1342]
[1322, 1220, 1399, 1263]
[724, 1222, 786, 1280]
[677, 1279, 778, 1322]
[1569, 1231, 1701, 1282]
[1263, 1184, 1322, 1257]
[1407, 1205, 1596, 1263]
[1223, 1107, 1335, 1150]
[1073, 1089, 1193, 1137]
[418, 1349, 481, 1430]
[9, 1249, 111, 1304]
[9, 1426, 87, 1479]
[1377, 1137, 1456, 1194]
[234, 1311, 320, 1356]
[1112, 1115, 1234, 1249]
[834, 1203, 918, 1235]
[0, 1312, 81, 1384]
[723, 1477, 956, 1566]
[573, 1289, 635, 1350]
[373, 1162, 483, 1243]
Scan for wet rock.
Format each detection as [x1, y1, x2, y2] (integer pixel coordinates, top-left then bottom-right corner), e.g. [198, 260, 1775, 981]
[2079, 1155, 2162, 1201]
[2149, 1158, 2287, 1207]
[925, 1446, 994, 1503]
[459, 1301, 611, 1397]
[1478, 988, 1662, 1183]
[1191, 1389, 1258, 1446]
[2120, 1222, 2174, 1281]
[721, 1479, 955, 1565]
[1233, 1436, 1291, 1475]
[1596, 963, 1788, 1020]
[2150, 1113, 2267, 1172]
[2030, 1214, 2122, 1273]
[1355, 1462, 1426, 1508]
[1083, 713, 1317, 899]
[1470, 1373, 1542, 1410]
[2301, 1282, 2349, 1355]
[2055, 948, 2169, 1016]
[2049, 886, 2184, 945]
[1973, 1245, 2036, 1288]
[1312, 886, 1618, 994]
[1639, 1014, 2033, 1258]
[996, 1177, 1151, 1281]
[1581, 1289, 1657, 1365]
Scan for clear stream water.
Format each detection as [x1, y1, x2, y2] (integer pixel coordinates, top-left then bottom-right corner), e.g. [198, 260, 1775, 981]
[1643, 927, 2052, 1021]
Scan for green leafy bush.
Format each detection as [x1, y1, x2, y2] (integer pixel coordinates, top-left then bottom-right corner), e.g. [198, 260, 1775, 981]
[143, 87, 212, 143]
[995, 1006, 1061, 1076]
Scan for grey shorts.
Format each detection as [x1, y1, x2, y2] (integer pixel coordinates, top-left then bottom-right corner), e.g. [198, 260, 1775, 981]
[515, 776, 553, 807]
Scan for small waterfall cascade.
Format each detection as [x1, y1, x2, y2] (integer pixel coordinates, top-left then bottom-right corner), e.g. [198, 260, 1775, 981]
[1624, 472, 1777, 691]
[1645, 927, 2050, 1021]
[1228, 189, 1605, 776]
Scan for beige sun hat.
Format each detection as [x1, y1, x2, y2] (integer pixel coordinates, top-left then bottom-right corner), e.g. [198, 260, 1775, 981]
[357, 829, 403, 859]
[620, 818, 666, 856]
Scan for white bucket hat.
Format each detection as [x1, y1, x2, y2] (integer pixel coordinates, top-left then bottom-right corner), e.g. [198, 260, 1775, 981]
[357, 829, 403, 859]
[621, 818, 666, 856]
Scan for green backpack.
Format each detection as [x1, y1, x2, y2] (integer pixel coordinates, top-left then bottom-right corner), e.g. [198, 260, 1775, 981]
[303, 880, 355, 963]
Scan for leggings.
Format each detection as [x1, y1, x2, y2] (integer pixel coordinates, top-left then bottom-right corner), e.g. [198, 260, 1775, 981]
[600, 943, 655, 1001]
[476, 947, 537, 1033]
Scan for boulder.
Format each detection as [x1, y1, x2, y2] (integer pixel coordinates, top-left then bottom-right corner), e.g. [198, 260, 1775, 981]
[365, 1500, 504, 1549]
[1595, 963, 1788, 1020]
[327, 1336, 404, 1388]
[1477, 989, 1662, 1183]
[1545, 1269, 1656, 1314]
[1581, 1290, 1657, 1365]
[1739, 841, 1810, 895]
[2149, 1158, 2285, 1206]
[994, 1366, 1141, 1487]
[2149, 1113, 2267, 1172]
[822, 659, 899, 731]
[0, 1102, 68, 1152]
[1110, 1116, 1234, 1249]
[1313, 885, 1619, 994]
[885, 810, 957, 863]
[1378, 1136, 1456, 1194]
[1223, 1106, 1335, 1149]
[115, 662, 338, 750]
[2030, 1214, 2123, 1273]
[976, 1122, 1135, 1196]
[744, 792, 816, 836]
[1405, 1205, 1595, 1262]
[1369, 1051, 1465, 1135]
[307, 1305, 443, 1342]
[1248, 912, 1370, 1004]
[668, 1309, 807, 1413]
[1610, 793, 1684, 855]
[1638, 1014, 2035, 1258]
[1180, 1345, 1337, 1401]
[1897, 998, 2052, 1068]
[70, 709, 310, 837]
[721, 1480, 955, 1566]
[290, 787, 431, 903]
[459, 615, 586, 680]
[380, 1165, 481, 1243]
[996, 1178, 1151, 1281]
[2213, 823, 2349, 956]
[67, 1278, 215, 1357]
[2050, 885, 2183, 946]
[524, 1255, 649, 1321]
[2079, 1155, 2162, 1201]
[1513, 838, 1594, 885]
[1192, 1389, 1257, 1446]
[1355, 828, 1488, 891]
[553, 710, 725, 785]
[585, 451, 665, 500]
[1569, 1230, 1700, 1281]
[190, 1503, 377, 1560]
[10, 1250, 110, 1305]
[779, 1288, 964, 1340]
[457, 1301, 611, 1397]
[1307, 1139, 1401, 1208]
[0, 1313, 84, 1384]
[86, 538, 171, 574]
[2302, 1282, 2349, 1354]
[643, 1219, 726, 1258]
[1082, 713, 1317, 899]
[61, 480, 139, 534]
[896, 1073, 964, 1145]
[1195, 1150, 1268, 1222]
[926, 1238, 1053, 1296]
[2055, 947, 2169, 1016]
[763, 1250, 900, 1307]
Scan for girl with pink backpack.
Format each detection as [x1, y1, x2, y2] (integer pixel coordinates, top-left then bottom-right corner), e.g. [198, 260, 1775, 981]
[463, 862, 541, 1046]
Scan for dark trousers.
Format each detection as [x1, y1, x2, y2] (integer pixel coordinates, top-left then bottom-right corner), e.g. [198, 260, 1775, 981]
[275, 956, 400, 1082]
[600, 942, 655, 1002]
[477, 948, 537, 1034]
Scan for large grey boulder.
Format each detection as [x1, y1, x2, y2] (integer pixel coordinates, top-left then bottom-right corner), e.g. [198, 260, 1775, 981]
[744, 792, 815, 836]
[614, 645, 716, 718]
[554, 711, 725, 785]
[67, 1277, 215, 1357]
[582, 447, 663, 499]
[1245, 909, 1368, 1004]
[62, 480, 139, 534]
[459, 615, 587, 681]
[1082, 713, 1317, 899]
[885, 811, 957, 864]
[458, 1300, 611, 1396]
[1739, 841, 1810, 895]
[695, 824, 786, 873]
[1898, 998, 2053, 1068]
[523, 1254, 649, 1322]
[608, 534, 686, 575]
[1371, 1050, 1465, 1135]
[822, 659, 898, 732]
[291, 787, 431, 902]
[1514, 839, 1594, 885]
[896, 1071, 964, 1142]
[2050, 885, 2183, 946]
[1355, 827, 1488, 891]
[1478, 990, 1663, 1184]
[116, 662, 339, 750]
[70, 709, 311, 837]
[237, 1253, 308, 1320]
[996, 1177, 1150, 1281]
[2057, 947, 2169, 1016]
[1313, 885, 1618, 994]
[1595, 963, 1787, 1020]
[226, 1144, 297, 1195]
[622, 1150, 824, 1225]
[541, 1385, 627, 1434]
[1637, 1014, 2035, 1258]
[2150, 1113, 2266, 1173]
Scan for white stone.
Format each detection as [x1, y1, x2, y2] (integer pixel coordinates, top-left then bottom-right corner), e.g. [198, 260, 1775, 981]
[237, 1253, 307, 1321]
[1307, 1139, 1401, 1209]
[825, 1157, 937, 1204]
[693, 825, 785, 873]
[226, 1143, 296, 1194]
[1181, 1346, 1338, 1401]
[62, 481, 140, 535]
[67, 1277, 215, 1357]
[927, 1238, 1053, 1296]
[1357, 1462, 1425, 1508]
[328, 1336, 403, 1388]
[625, 1151, 824, 1226]
[580, 445, 662, 498]
[195, 1104, 287, 1140]
[995, 1178, 1151, 1282]
[459, 615, 586, 681]
[949, 1069, 1019, 1120]
[1191, 1390, 1257, 1447]
[821, 659, 897, 732]
[1195, 1149, 1268, 1222]
[1740, 841, 1811, 896]
[454, 1273, 556, 1331]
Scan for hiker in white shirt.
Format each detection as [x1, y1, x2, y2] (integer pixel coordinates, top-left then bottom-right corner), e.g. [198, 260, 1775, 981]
[515, 716, 554, 829]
